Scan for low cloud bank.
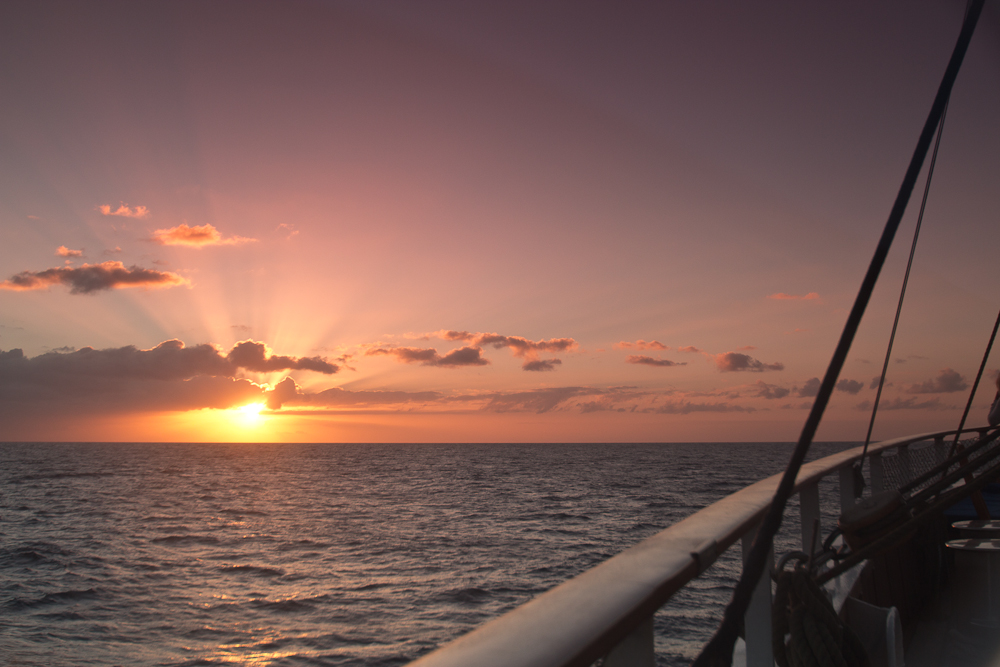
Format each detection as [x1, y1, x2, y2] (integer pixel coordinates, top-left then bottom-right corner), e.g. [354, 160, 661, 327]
[0, 261, 187, 294]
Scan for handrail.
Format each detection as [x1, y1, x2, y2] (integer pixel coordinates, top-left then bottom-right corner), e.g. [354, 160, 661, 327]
[408, 428, 992, 667]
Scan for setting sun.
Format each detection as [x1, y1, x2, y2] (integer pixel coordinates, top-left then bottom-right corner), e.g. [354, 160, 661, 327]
[236, 403, 266, 427]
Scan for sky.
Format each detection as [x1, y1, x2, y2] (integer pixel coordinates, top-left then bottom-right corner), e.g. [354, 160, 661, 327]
[1, 0, 999, 443]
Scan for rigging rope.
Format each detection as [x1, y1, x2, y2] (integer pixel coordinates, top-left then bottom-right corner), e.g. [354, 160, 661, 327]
[856, 100, 951, 490]
[948, 306, 1000, 460]
[691, 2, 985, 664]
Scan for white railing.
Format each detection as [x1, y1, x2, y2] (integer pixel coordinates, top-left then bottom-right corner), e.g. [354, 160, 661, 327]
[408, 427, 996, 667]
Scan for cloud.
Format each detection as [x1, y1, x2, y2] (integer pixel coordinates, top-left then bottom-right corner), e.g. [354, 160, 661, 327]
[104, 246, 123, 255]
[626, 355, 686, 368]
[677, 346, 702, 353]
[869, 376, 882, 390]
[432, 330, 576, 358]
[276, 223, 299, 239]
[798, 377, 821, 397]
[98, 203, 150, 218]
[754, 381, 790, 399]
[482, 387, 594, 414]
[151, 223, 257, 247]
[0, 261, 187, 294]
[366, 345, 489, 367]
[56, 246, 83, 257]
[715, 352, 784, 372]
[523, 358, 562, 371]
[645, 400, 754, 414]
[615, 339, 669, 351]
[905, 368, 968, 394]
[227, 340, 337, 374]
[265, 377, 300, 409]
[0, 339, 339, 417]
[865, 396, 948, 411]
[390, 330, 576, 370]
[836, 379, 864, 395]
[768, 292, 820, 301]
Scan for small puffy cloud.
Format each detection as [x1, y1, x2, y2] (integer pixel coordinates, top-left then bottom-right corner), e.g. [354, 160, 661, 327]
[626, 355, 686, 368]
[152, 223, 256, 247]
[906, 368, 968, 394]
[411, 330, 575, 370]
[366, 345, 489, 367]
[798, 377, 821, 398]
[870, 376, 882, 390]
[615, 340, 669, 351]
[98, 203, 150, 219]
[836, 379, 864, 395]
[523, 358, 562, 371]
[104, 246, 123, 255]
[56, 246, 83, 257]
[432, 330, 576, 358]
[677, 346, 702, 353]
[715, 352, 784, 372]
[0, 261, 187, 294]
[276, 223, 299, 239]
[754, 381, 790, 399]
[437, 346, 490, 367]
[227, 340, 337, 374]
[768, 292, 820, 301]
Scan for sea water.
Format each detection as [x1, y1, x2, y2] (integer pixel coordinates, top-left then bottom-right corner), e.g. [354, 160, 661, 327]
[0, 442, 854, 666]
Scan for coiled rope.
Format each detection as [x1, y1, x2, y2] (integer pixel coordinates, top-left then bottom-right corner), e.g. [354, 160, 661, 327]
[772, 568, 870, 667]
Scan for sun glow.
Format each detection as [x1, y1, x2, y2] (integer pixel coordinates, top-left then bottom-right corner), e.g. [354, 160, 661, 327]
[236, 402, 267, 427]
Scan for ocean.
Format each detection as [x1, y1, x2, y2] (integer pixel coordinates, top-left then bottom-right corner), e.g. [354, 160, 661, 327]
[1, 441, 855, 667]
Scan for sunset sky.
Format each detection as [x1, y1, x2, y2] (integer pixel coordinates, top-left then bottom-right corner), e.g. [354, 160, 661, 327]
[2, 1, 999, 443]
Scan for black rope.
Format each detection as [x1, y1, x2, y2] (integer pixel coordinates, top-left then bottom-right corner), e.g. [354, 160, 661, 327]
[858, 100, 951, 473]
[692, 3, 985, 664]
[948, 307, 1000, 459]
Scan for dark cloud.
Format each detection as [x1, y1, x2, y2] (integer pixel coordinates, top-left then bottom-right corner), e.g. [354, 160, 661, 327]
[265, 377, 300, 409]
[523, 358, 562, 371]
[869, 376, 882, 390]
[0, 339, 338, 415]
[798, 377, 821, 398]
[836, 379, 864, 395]
[677, 346, 702, 353]
[906, 368, 968, 394]
[366, 345, 489, 367]
[0, 261, 187, 294]
[626, 355, 686, 368]
[715, 352, 783, 372]
[432, 330, 576, 360]
[754, 381, 790, 399]
[437, 346, 489, 367]
[228, 340, 337, 374]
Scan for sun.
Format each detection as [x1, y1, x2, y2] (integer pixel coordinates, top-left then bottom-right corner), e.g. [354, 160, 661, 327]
[235, 402, 267, 427]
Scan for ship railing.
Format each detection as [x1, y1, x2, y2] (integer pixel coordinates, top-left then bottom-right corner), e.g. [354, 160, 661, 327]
[408, 427, 999, 667]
